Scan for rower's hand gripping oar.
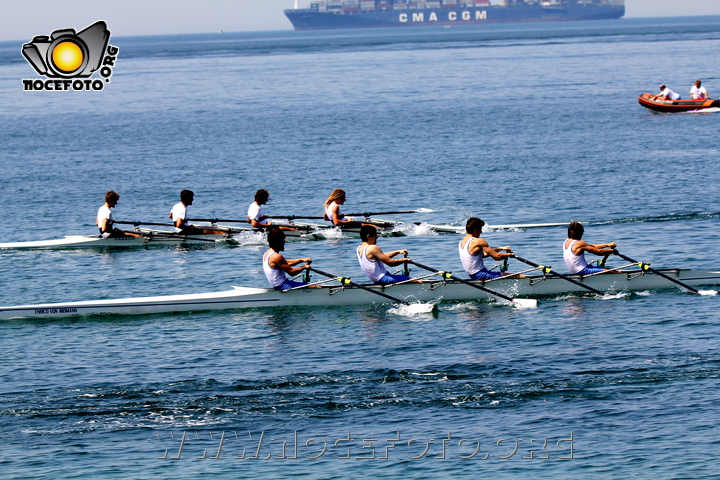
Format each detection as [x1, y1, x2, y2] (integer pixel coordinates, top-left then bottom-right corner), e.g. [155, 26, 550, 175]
[308, 267, 434, 314]
[615, 252, 717, 296]
[513, 256, 605, 295]
[409, 261, 537, 308]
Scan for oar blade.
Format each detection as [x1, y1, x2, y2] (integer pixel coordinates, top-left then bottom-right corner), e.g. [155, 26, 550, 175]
[389, 302, 436, 315]
[511, 298, 538, 309]
[698, 289, 718, 296]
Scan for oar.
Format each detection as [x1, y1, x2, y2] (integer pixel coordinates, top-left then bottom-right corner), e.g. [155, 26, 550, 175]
[513, 256, 605, 295]
[345, 210, 422, 217]
[409, 261, 537, 308]
[308, 267, 434, 314]
[615, 252, 718, 296]
[115, 220, 176, 228]
[140, 231, 231, 244]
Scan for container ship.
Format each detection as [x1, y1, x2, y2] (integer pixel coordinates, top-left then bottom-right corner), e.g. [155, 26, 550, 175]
[285, 0, 625, 30]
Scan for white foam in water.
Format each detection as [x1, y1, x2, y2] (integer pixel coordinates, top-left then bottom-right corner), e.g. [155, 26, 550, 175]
[415, 208, 435, 213]
[233, 231, 267, 246]
[320, 227, 344, 239]
[511, 298, 538, 309]
[405, 222, 440, 237]
[601, 291, 631, 300]
[388, 302, 435, 315]
[698, 289, 718, 296]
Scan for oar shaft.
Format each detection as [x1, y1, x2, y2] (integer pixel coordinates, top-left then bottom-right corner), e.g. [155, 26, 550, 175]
[142, 232, 221, 243]
[615, 253, 700, 294]
[309, 267, 410, 305]
[115, 220, 175, 227]
[410, 261, 517, 303]
[513, 256, 604, 295]
[189, 218, 249, 223]
[345, 210, 418, 216]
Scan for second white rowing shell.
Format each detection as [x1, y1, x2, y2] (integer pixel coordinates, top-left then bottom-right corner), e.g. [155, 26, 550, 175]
[1, 268, 718, 320]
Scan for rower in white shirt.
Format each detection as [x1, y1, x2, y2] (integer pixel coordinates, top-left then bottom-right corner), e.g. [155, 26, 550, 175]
[324, 188, 361, 228]
[96, 190, 141, 238]
[563, 222, 617, 275]
[248, 189, 296, 231]
[169, 189, 226, 235]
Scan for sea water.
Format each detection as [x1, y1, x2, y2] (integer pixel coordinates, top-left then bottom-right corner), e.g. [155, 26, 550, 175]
[1, 16, 720, 479]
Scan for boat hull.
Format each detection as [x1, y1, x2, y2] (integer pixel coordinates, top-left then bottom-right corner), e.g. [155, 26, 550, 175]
[638, 93, 720, 113]
[2, 269, 718, 320]
[285, 3, 625, 30]
[0, 232, 232, 250]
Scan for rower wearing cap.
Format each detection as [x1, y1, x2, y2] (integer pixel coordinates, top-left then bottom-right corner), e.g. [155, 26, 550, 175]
[169, 189, 225, 235]
[96, 190, 141, 238]
[654, 84, 681, 101]
[357, 225, 412, 285]
[459, 217, 514, 281]
[263, 229, 312, 290]
[563, 222, 617, 275]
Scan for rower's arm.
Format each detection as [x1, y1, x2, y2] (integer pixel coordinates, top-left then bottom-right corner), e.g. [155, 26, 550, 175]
[583, 242, 617, 256]
[98, 217, 110, 232]
[273, 255, 311, 275]
[370, 246, 410, 266]
[483, 245, 514, 261]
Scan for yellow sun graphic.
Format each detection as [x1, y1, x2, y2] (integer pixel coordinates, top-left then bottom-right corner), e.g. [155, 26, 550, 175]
[51, 41, 84, 73]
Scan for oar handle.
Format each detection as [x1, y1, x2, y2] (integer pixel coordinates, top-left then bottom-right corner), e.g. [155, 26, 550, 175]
[409, 261, 517, 303]
[513, 256, 605, 295]
[309, 267, 410, 305]
[615, 252, 700, 294]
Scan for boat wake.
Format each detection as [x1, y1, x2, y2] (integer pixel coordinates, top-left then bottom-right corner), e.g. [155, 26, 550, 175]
[591, 211, 720, 227]
[395, 222, 440, 237]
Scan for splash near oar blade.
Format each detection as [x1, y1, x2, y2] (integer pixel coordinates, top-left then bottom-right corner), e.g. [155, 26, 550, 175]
[508, 298, 538, 309]
[616, 252, 718, 296]
[410, 261, 537, 308]
[309, 267, 436, 314]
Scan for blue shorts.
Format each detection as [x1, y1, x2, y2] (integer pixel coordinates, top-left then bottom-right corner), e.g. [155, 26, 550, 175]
[576, 266, 604, 275]
[469, 269, 502, 281]
[274, 279, 307, 290]
[376, 273, 411, 285]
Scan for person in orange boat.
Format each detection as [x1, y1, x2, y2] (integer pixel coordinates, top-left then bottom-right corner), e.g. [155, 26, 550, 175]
[690, 79, 709, 100]
[654, 84, 681, 101]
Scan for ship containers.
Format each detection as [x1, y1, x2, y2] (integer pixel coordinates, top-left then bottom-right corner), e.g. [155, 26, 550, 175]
[394, 0, 409, 9]
[343, 0, 360, 11]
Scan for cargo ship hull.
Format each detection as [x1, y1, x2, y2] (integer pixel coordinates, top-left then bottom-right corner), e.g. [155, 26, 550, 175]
[285, 4, 625, 30]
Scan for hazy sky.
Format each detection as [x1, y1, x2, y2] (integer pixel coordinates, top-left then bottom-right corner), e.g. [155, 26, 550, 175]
[3, 0, 720, 42]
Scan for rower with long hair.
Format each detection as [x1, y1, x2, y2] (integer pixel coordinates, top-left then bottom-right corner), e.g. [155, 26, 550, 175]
[323, 188, 357, 227]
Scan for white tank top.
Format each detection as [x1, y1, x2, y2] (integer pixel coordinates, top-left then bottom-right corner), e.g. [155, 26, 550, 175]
[263, 249, 287, 288]
[459, 236, 485, 275]
[325, 202, 345, 224]
[357, 244, 387, 283]
[563, 239, 589, 274]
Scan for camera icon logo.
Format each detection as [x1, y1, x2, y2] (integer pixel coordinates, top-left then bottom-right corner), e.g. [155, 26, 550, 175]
[22, 21, 110, 78]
